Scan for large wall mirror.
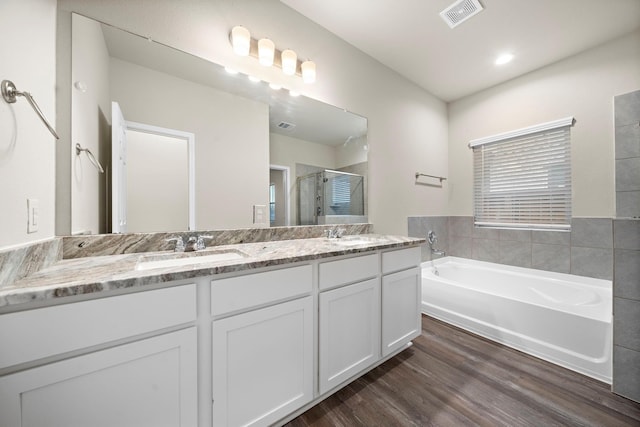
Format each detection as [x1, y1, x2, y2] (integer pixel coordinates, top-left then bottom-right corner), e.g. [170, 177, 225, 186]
[63, 14, 368, 235]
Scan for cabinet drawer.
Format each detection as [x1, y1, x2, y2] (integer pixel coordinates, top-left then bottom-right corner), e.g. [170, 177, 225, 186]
[319, 253, 379, 291]
[0, 284, 196, 370]
[382, 247, 421, 274]
[211, 265, 312, 316]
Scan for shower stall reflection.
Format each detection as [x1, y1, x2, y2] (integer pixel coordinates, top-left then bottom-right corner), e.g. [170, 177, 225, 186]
[298, 170, 366, 225]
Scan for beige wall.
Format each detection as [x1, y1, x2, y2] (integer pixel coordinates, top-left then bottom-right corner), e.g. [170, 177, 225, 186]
[448, 30, 640, 218]
[71, 13, 111, 235]
[110, 58, 269, 230]
[0, 0, 57, 248]
[57, 0, 449, 236]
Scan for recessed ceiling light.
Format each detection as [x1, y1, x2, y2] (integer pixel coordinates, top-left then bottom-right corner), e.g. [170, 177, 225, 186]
[269, 83, 282, 90]
[495, 53, 514, 65]
[224, 66, 238, 74]
[289, 90, 300, 97]
[248, 75, 261, 83]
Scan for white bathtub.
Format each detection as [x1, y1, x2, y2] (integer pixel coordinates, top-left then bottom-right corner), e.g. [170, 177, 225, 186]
[421, 257, 612, 383]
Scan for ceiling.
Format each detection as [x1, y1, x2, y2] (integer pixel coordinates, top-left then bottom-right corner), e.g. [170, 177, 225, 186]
[281, 0, 640, 102]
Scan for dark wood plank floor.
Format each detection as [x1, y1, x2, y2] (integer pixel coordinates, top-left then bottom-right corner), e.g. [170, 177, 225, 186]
[285, 315, 640, 427]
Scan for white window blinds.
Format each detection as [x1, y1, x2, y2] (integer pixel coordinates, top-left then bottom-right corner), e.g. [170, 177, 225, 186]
[471, 117, 574, 231]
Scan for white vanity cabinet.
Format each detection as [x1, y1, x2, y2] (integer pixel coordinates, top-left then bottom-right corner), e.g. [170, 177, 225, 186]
[211, 265, 314, 427]
[381, 247, 422, 357]
[318, 254, 380, 394]
[0, 284, 198, 427]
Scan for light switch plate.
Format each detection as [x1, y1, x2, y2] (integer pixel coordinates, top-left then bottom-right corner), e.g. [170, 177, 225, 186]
[27, 198, 39, 233]
[253, 204, 267, 225]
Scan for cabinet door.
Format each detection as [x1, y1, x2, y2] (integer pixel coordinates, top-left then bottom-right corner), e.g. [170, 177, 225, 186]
[212, 296, 313, 427]
[319, 278, 380, 395]
[0, 328, 197, 427]
[382, 267, 421, 357]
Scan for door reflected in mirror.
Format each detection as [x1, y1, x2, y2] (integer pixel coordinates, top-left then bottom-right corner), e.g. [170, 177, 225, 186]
[65, 13, 367, 235]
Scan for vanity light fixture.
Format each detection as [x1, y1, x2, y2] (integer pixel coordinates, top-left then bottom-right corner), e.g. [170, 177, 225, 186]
[301, 60, 316, 84]
[229, 26, 316, 83]
[281, 49, 297, 75]
[258, 38, 275, 66]
[231, 26, 251, 56]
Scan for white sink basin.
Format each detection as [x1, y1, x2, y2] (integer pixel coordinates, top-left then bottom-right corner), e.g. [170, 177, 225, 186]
[332, 239, 372, 246]
[136, 250, 247, 271]
[329, 236, 383, 246]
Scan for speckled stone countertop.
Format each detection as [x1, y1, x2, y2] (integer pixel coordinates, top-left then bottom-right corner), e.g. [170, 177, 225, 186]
[0, 235, 424, 310]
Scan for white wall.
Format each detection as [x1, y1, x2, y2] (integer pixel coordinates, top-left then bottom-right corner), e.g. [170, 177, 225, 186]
[336, 135, 368, 169]
[448, 30, 640, 218]
[71, 13, 111, 235]
[0, 0, 57, 249]
[57, 0, 449, 236]
[110, 58, 269, 230]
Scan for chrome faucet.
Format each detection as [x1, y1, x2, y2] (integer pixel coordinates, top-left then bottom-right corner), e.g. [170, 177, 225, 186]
[166, 237, 186, 252]
[185, 235, 213, 252]
[427, 230, 446, 257]
[325, 226, 346, 239]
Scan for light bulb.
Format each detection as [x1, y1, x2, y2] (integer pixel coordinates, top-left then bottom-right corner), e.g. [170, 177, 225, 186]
[495, 53, 514, 65]
[281, 49, 297, 76]
[301, 60, 316, 84]
[231, 26, 251, 56]
[258, 38, 275, 66]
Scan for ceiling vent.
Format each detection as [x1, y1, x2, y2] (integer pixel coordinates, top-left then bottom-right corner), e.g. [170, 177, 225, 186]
[440, 0, 484, 28]
[277, 121, 296, 131]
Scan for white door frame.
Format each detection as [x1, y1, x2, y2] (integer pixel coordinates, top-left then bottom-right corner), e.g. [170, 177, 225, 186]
[269, 164, 290, 227]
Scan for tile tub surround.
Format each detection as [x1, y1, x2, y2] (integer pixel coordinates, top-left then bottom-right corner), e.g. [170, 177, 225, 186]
[0, 234, 423, 310]
[62, 223, 372, 259]
[408, 216, 613, 280]
[613, 218, 640, 402]
[0, 239, 63, 288]
[615, 89, 640, 219]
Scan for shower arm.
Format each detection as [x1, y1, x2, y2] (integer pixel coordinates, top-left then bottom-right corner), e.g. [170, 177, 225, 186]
[1, 80, 59, 139]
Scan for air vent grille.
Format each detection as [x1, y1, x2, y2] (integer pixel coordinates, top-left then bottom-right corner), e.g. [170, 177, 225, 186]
[277, 121, 296, 130]
[440, 0, 484, 28]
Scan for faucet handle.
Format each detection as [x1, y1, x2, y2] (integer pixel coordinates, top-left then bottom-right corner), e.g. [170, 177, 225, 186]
[196, 235, 213, 250]
[335, 228, 346, 238]
[166, 237, 185, 252]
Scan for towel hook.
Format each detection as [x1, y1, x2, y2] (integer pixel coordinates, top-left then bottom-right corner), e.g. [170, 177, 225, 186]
[76, 143, 105, 173]
[1, 79, 59, 139]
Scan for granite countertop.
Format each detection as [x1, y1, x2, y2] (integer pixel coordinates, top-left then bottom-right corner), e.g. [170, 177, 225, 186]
[0, 235, 424, 310]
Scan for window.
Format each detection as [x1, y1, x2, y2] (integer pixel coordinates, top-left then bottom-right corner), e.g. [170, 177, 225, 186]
[330, 174, 351, 215]
[269, 183, 276, 223]
[471, 117, 574, 231]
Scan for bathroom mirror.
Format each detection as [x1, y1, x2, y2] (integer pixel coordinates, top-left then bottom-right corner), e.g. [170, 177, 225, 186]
[63, 14, 368, 235]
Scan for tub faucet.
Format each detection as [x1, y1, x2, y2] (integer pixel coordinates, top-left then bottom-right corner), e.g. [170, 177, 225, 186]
[427, 230, 446, 257]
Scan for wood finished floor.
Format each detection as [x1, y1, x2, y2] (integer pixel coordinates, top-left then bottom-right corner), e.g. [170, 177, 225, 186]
[285, 315, 640, 427]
